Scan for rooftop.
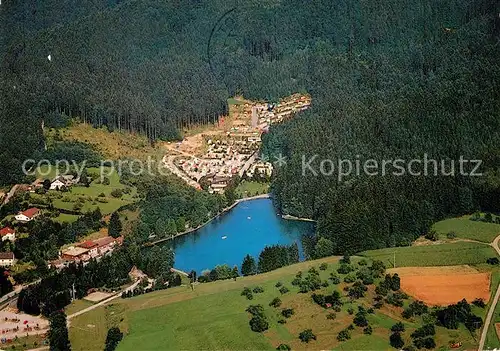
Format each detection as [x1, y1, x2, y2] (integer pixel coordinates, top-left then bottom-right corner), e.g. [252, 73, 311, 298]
[0, 252, 14, 260]
[19, 208, 40, 218]
[0, 227, 15, 236]
[62, 247, 89, 257]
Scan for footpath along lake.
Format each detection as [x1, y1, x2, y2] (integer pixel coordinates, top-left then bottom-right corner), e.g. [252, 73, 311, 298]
[165, 198, 315, 274]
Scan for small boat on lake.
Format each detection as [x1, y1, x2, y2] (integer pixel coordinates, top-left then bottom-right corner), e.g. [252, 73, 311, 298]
[221, 236, 227, 240]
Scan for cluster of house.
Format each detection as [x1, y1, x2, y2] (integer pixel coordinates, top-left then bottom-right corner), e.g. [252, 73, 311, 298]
[0, 208, 43, 267]
[251, 93, 311, 132]
[49, 175, 79, 190]
[0, 252, 16, 267]
[168, 94, 310, 193]
[245, 161, 273, 179]
[51, 236, 123, 268]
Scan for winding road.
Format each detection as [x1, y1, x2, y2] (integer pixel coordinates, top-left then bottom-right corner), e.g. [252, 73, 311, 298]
[478, 234, 500, 351]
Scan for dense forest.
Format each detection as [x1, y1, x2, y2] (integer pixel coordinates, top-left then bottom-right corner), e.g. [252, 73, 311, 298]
[1, 0, 500, 254]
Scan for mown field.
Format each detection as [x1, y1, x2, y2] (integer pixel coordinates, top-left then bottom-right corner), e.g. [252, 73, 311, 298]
[236, 180, 270, 198]
[432, 216, 500, 243]
[359, 242, 497, 268]
[69, 256, 482, 351]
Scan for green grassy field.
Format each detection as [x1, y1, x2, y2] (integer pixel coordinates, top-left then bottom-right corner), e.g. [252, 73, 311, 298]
[236, 181, 270, 198]
[432, 216, 500, 243]
[69, 256, 481, 351]
[53, 213, 80, 223]
[29, 167, 138, 216]
[359, 241, 497, 268]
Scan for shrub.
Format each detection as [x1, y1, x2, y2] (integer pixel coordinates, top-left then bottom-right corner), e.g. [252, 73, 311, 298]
[472, 298, 486, 308]
[98, 192, 106, 197]
[329, 273, 341, 284]
[424, 230, 438, 241]
[337, 329, 351, 341]
[363, 325, 373, 335]
[348, 281, 368, 299]
[246, 305, 264, 316]
[391, 322, 405, 333]
[403, 300, 428, 319]
[413, 337, 436, 349]
[337, 264, 354, 275]
[269, 297, 282, 308]
[299, 329, 316, 343]
[252, 286, 264, 294]
[277, 319, 286, 324]
[279, 286, 290, 294]
[275, 282, 283, 288]
[347, 308, 354, 315]
[311, 293, 326, 307]
[358, 259, 368, 266]
[110, 189, 123, 198]
[276, 344, 291, 351]
[249, 315, 269, 332]
[291, 277, 301, 286]
[390, 332, 404, 349]
[385, 293, 404, 307]
[321, 280, 329, 287]
[326, 312, 336, 320]
[343, 273, 356, 283]
[411, 324, 435, 339]
[281, 308, 295, 318]
[241, 287, 254, 300]
[319, 263, 328, 270]
[446, 231, 457, 239]
[353, 311, 368, 327]
[340, 255, 351, 264]
[487, 257, 499, 265]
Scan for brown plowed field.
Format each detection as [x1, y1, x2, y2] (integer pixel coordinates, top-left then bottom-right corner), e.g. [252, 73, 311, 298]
[388, 266, 491, 306]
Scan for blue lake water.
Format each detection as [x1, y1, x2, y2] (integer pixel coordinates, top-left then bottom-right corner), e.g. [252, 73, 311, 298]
[167, 198, 315, 274]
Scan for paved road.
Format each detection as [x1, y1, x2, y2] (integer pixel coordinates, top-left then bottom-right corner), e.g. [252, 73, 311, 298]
[478, 234, 500, 351]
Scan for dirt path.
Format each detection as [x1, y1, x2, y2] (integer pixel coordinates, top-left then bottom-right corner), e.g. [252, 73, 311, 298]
[67, 279, 140, 320]
[478, 234, 500, 350]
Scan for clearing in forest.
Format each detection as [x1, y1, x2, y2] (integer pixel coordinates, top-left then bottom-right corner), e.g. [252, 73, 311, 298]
[388, 265, 491, 306]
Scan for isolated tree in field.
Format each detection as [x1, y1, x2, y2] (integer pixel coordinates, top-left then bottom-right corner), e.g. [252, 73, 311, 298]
[241, 254, 257, 276]
[104, 327, 123, 351]
[299, 329, 316, 343]
[48, 310, 71, 351]
[389, 332, 404, 349]
[108, 212, 122, 238]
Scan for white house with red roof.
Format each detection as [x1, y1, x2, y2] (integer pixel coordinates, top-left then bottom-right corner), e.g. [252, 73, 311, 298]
[15, 208, 40, 222]
[0, 227, 16, 242]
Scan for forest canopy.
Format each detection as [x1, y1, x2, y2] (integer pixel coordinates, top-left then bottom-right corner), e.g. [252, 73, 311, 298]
[1, 0, 500, 253]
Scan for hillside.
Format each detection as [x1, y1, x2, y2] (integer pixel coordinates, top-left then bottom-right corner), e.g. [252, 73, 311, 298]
[68, 256, 490, 350]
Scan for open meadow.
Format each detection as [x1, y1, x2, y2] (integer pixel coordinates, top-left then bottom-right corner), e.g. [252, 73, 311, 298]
[432, 216, 500, 243]
[29, 166, 138, 216]
[359, 241, 497, 268]
[68, 256, 486, 351]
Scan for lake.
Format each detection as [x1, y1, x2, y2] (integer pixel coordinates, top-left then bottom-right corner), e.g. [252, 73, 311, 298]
[167, 198, 315, 274]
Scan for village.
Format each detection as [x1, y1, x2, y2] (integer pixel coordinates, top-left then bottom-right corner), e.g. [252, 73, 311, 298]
[164, 93, 311, 193]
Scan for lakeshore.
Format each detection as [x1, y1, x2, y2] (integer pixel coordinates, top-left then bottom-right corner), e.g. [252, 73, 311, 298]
[167, 197, 315, 273]
[145, 193, 271, 247]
